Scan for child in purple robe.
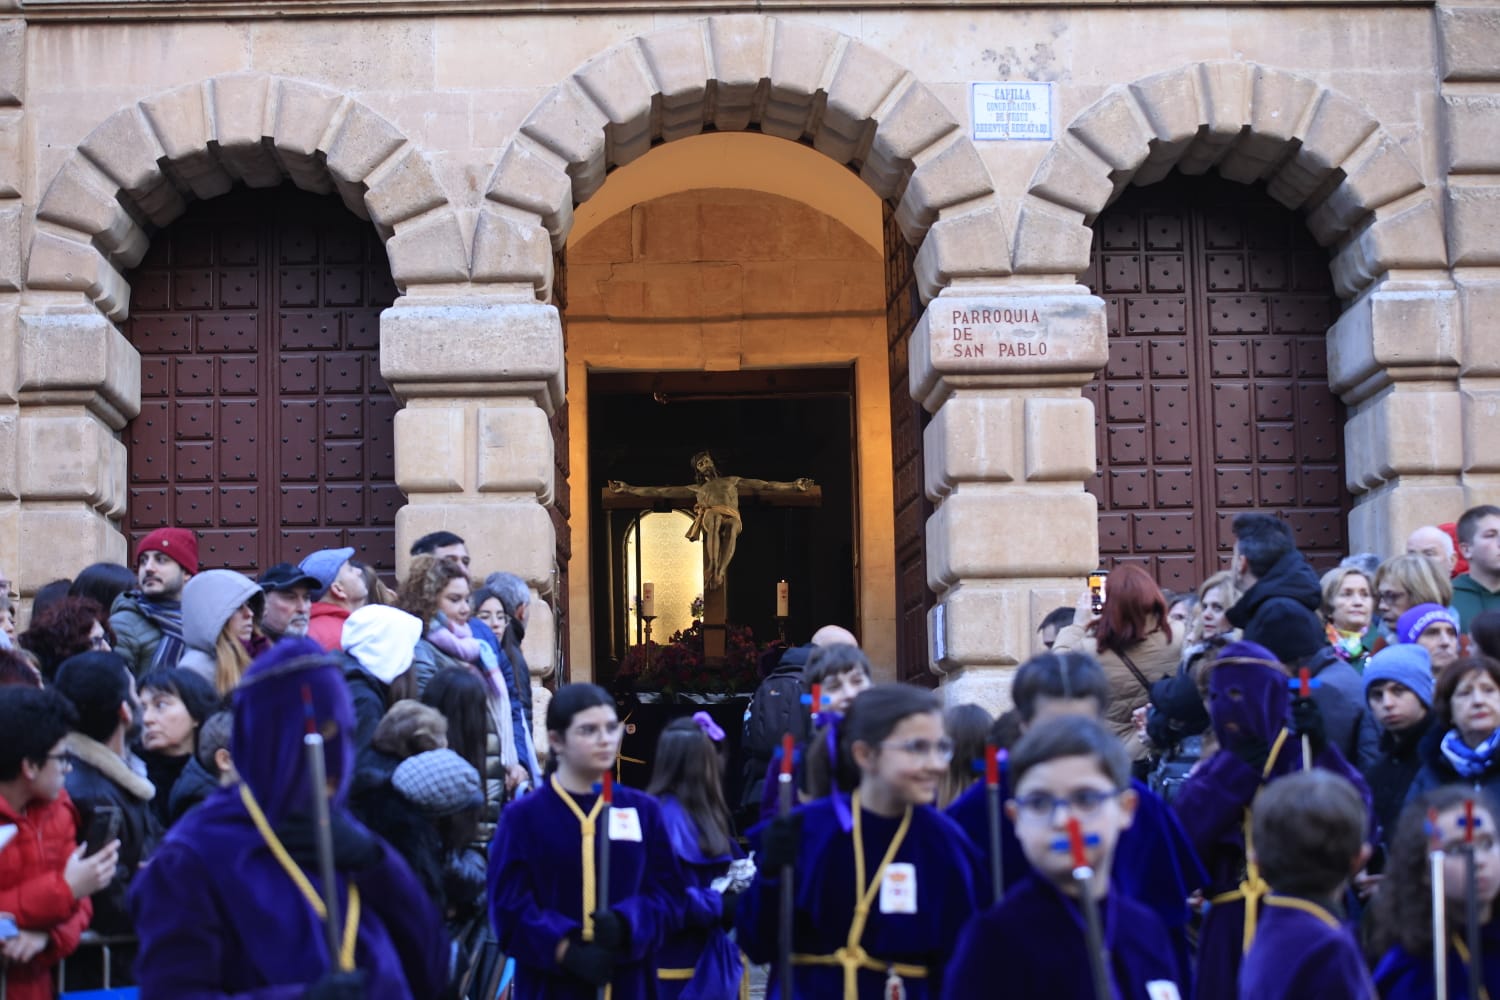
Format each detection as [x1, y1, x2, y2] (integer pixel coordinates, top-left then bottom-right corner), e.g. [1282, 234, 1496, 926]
[1371, 787, 1500, 998]
[646, 713, 747, 1000]
[738, 683, 981, 998]
[1237, 769, 1376, 999]
[488, 683, 686, 999]
[1172, 640, 1374, 1000]
[944, 714, 1186, 1000]
[128, 638, 450, 1000]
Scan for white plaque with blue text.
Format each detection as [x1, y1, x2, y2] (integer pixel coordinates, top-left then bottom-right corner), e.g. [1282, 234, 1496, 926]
[970, 82, 1054, 141]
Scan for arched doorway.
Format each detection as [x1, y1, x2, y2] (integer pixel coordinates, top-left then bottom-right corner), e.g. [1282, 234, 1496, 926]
[122, 185, 401, 575]
[1084, 174, 1350, 592]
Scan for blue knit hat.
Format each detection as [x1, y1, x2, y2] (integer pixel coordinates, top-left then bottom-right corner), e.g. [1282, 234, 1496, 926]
[1397, 603, 1460, 647]
[1364, 643, 1435, 708]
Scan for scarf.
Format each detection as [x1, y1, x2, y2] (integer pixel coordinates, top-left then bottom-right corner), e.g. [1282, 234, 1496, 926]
[136, 593, 185, 670]
[1441, 727, 1500, 778]
[430, 620, 518, 771]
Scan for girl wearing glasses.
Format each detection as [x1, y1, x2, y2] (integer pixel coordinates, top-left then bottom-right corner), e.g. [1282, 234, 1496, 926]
[737, 683, 981, 998]
[487, 683, 684, 999]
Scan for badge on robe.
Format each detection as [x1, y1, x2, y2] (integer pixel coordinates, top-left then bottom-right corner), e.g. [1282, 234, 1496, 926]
[1146, 980, 1182, 1000]
[879, 863, 918, 914]
[609, 806, 643, 842]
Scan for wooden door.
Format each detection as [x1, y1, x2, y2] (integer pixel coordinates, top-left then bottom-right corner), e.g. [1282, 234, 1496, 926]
[1084, 175, 1349, 592]
[124, 186, 401, 576]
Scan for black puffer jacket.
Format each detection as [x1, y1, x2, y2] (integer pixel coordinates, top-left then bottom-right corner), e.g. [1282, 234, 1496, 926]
[167, 754, 221, 825]
[347, 750, 446, 913]
[1226, 549, 1323, 649]
[63, 734, 162, 934]
[1363, 713, 1434, 849]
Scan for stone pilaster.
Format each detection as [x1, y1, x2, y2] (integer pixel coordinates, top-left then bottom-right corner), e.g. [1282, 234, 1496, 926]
[0, 15, 20, 594]
[909, 285, 1107, 714]
[380, 293, 564, 694]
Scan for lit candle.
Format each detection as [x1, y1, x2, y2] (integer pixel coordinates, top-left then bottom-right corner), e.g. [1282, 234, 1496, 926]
[776, 579, 789, 617]
[641, 582, 655, 618]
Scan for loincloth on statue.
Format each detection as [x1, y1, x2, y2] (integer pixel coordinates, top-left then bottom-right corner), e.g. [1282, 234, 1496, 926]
[686, 503, 742, 541]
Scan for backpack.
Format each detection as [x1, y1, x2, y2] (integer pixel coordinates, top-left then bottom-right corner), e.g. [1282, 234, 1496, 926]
[743, 670, 811, 765]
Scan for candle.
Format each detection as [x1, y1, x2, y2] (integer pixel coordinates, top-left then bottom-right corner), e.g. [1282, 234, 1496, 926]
[776, 579, 789, 617]
[641, 582, 654, 618]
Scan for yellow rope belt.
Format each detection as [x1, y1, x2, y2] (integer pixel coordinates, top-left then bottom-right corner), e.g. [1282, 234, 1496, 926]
[239, 783, 360, 973]
[551, 775, 611, 1000]
[1454, 933, 1494, 1000]
[789, 791, 924, 998]
[1207, 727, 1290, 955]
[658, 950, 754, 999]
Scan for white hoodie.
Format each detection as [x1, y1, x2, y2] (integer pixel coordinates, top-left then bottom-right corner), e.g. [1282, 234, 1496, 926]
[341, 605, 422, 684]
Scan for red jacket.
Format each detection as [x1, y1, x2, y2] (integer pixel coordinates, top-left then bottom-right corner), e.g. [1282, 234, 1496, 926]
[0, 789, 92, 1000]
[307, 602, 352, 652]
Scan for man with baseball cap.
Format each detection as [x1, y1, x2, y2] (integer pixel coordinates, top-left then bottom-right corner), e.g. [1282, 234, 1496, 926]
[109, 527, 197, 676]
[299, 548, 369, 652]
[256, 563, 322, 643]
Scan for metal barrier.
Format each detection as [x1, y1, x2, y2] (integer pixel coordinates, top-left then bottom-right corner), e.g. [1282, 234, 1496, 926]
[56, 930, 138, 998]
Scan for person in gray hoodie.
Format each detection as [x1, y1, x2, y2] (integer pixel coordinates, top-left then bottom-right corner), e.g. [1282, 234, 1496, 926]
[341, 604, 424, 751]
[177, 570, 264, 696]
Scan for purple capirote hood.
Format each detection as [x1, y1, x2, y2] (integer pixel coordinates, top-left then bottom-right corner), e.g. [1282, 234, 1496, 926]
[230, 636, 355, 825]
[1207, 640, 1291, 748]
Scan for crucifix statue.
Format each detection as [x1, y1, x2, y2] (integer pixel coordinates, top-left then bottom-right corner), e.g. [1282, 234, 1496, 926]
[604, 450, 820, 661]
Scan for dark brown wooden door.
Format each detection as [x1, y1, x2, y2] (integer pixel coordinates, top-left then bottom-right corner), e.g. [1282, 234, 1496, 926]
[1084, 176, 1349, 592]
[885, 205, 935, 685]
[124, 186, 401, 576]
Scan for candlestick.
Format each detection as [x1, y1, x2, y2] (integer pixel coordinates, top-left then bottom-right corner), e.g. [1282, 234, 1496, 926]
[776, 579, 789, 617]
[641, 581, 655, 618]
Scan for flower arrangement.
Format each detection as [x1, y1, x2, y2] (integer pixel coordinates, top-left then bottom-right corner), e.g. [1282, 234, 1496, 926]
[616, 618, 765, 696]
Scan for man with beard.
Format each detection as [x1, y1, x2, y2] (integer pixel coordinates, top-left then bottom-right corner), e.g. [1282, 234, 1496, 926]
[51, 650, 161, 987]
[109, 528, 197, 676]
[256, 563, 321, 643]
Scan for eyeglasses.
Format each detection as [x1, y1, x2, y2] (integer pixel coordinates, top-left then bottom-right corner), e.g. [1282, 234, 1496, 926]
[1014, 788, 1121, 821]
[879, 738, 956, 763]
[45, 753, 73, 771]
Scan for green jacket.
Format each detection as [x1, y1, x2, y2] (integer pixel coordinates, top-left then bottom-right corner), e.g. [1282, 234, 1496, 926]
[109, 592, 164, 677]
[1452, 572, 1500, 632]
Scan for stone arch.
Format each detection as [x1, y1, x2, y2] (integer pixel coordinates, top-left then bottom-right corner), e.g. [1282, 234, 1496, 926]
[474, 14, 1010, 303]
[26, 73, 468, 321]
[1012, 62, 1445, 303]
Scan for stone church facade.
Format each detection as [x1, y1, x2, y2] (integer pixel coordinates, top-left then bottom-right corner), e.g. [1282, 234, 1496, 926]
[0, 0, 1492, 708]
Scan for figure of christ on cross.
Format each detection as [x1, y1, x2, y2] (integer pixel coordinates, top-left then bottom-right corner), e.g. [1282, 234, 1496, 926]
[607, 451, 816, 590]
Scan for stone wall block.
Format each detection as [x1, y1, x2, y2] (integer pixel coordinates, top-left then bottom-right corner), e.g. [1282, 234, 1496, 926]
[1130, 66, 1204, 147]
[821, 41, 904, 158]
[521, 82, 609, 204]
[37, 159, 149, 267]
[1370, 289, 1460, 369]
[393, 407, 466, 493]
[573, 41, 655, 163]
[638, 22, 709, 124]
[932, 584, 1027, 674]
[520, 601, 555, 681]
[486, 139, 575, 242]
[1298, 90, 1378, 175]
[1012, 198, 1092, 276]
[1025, 397, 1096, 482]
[1249, 67, 1319, 144]
[387, 208, 471, 287]
[923, 395, 1019, 500]
[17, 311, 140, 425]
[381, 300, 564, 394]
[941, 663, 1016, 714]
[1327, 290, 1377, 400]
[1439, 7, 1500, 82]
[77, 107, 186, 226]
[0, 111, 21, 198]
[395, 500, 554, 588]
[1376, 388, 1463, 478]
[894, 137, 994, 241]
[469, 208, 553, 292]
[926, 490, 1099, 587]
[1175, 130, 1237, 177]
[1308, 137, 1425, 239]
[0, 21, 22, 106]
[325, 101, 407, 188]
[0, 205, 18, 292]
[706, 16, 769, 132]
[140, 82, 212, 164]
[1068, 88, 1153, 176]
[0, 411, 15, 500]
[25, 233, 129, 320]
[477, 404, 554, 500]
[912, 203, 1013, 300]
[271, 78, 342, 158]
[1448, 185, 1500, 266]
[16, 413, 113, 504]
[209, 75, 284, 188]
[363, 146, 446, 233]
[1196, 61, 1251, 137]
[766, 18, 839, 136]
[1458, 278, 1500, 374]
[1348, 483, 1468, 557]
[1029, 137, 1114, 218]
[1444, 96, 1500, 174]
[1462, 389, 1500, 473]
[19, 509, 122, 594]
[1331, 197, 1446, 302]
[0, 302, 17, 402]
[868, 83, 959, 188]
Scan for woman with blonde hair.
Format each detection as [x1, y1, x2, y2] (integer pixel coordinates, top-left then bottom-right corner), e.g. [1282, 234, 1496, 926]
[1319, 565, 1375, 670]
[1189, 570, 1242, 647]
[1374, 553, 1454, 645]
[178, 569, 265, 696]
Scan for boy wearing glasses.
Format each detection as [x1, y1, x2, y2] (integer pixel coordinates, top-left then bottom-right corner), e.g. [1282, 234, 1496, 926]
[943, 714, 1185, 999]
[0, 687, 118, 1000]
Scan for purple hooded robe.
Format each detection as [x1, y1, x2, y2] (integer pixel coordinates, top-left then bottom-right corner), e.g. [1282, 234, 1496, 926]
[129, 639, 449, 999]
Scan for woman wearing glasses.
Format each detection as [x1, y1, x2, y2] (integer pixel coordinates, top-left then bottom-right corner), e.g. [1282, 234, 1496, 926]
[737, 684, 981, 999]
[487, 683, 684, 999]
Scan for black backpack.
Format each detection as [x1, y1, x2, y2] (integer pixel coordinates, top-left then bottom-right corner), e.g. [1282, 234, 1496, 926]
[743, 671, 811, 766]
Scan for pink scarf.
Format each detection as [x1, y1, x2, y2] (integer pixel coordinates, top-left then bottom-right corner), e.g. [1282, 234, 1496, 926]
[426, 619, 483, 664]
